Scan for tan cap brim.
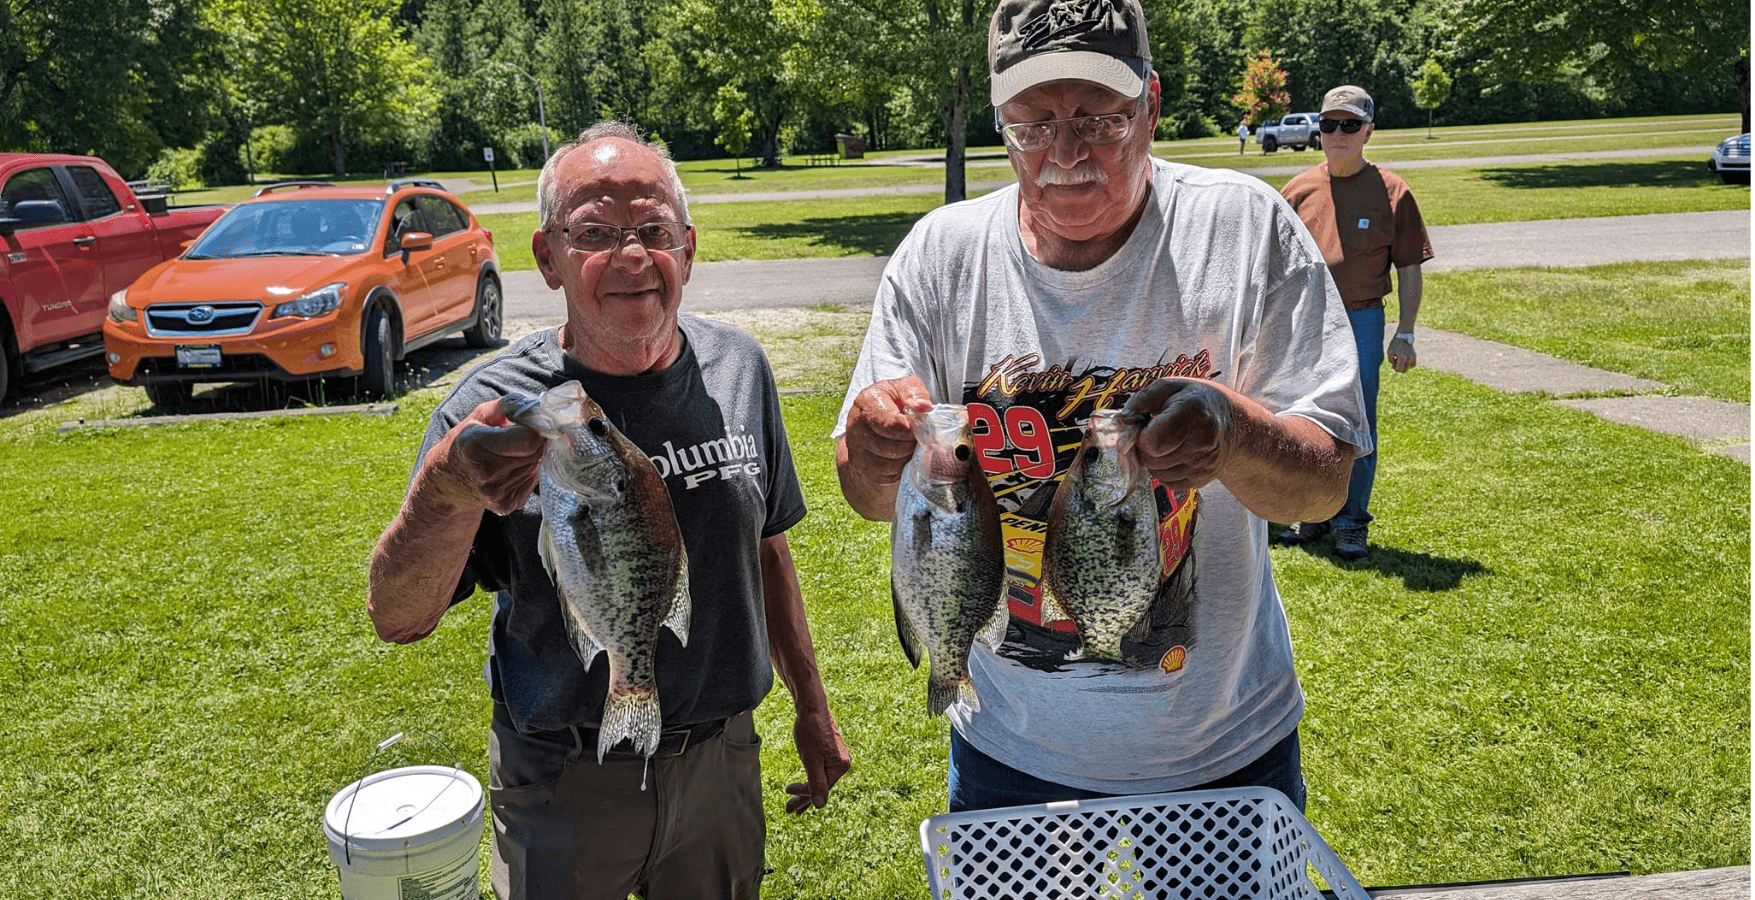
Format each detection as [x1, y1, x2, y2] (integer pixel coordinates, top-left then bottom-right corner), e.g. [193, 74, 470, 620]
[991, 51, 1145, 106]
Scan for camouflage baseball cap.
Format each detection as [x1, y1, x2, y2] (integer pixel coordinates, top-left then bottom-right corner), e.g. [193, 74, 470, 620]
[988, 0, 1153, 107]
[1321, 85, 1375, 122]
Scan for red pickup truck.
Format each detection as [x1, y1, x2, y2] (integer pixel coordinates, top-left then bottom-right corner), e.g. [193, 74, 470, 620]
[0, 153, 228, 400]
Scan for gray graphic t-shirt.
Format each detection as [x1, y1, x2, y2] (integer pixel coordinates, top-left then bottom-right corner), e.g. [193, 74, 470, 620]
[836, 159, 1370, 793]
[420, 316, 806, 734]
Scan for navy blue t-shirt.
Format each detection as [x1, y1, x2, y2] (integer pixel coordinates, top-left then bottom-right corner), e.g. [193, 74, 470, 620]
[416, 316, 807, 733]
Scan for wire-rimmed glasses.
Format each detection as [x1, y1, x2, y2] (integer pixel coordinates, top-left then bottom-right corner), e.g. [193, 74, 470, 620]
[553, 221, 691, 255]
[996, 106, 1143, 153]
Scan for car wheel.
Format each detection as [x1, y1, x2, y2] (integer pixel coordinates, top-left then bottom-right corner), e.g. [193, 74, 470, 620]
[1262, 137, 1277, 153]
[144, 380, 193, 410]
[463, 275, 503, 348]
[360, 306, 395, 398]
[1310, 134, 1321, 150]
[0, 316, 16, 404]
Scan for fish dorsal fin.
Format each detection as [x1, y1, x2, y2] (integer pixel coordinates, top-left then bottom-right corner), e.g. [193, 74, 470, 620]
[663, 555, 691, 647]
[891, 583, 924, 669]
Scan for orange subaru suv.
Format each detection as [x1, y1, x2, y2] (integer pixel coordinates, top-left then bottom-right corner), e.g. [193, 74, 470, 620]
[104, 179, 501, 407]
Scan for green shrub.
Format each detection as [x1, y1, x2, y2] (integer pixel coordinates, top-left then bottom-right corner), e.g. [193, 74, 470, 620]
[144, 147, 206, 191]
[241, 125, 297, 178]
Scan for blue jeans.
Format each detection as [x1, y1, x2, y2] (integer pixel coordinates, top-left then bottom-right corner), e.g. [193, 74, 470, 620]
[1333, 305, 1384, 531]
[947, 728, 1306, 813]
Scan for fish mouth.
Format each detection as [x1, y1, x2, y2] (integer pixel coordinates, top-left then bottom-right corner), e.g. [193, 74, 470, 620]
[505, 391, 560, 435]
[910, 404, 969, 443]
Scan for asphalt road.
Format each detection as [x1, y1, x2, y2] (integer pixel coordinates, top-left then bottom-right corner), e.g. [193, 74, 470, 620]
[501, 209, 1753, 318]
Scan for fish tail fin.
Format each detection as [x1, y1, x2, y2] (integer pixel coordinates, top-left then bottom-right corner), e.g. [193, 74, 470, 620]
[926, 671, 964, 717]
[598, 686, 662, 763]
[958, 677, 981, 714]
[892, 584, 924, 669]
[664, 561, 691, 647]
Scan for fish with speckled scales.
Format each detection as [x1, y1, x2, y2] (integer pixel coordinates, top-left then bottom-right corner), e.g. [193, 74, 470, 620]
[507, 380, 691, 761]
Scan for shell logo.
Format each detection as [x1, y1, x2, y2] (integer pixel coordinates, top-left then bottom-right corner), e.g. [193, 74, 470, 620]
[1159, 646, 1187, 674]
[1005, 536, 1044, 554]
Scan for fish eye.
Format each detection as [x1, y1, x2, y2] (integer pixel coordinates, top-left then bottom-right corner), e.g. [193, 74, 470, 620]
[587, 418, 609, 437]
[1084, 447, 1101, 465]
[955, 444, 972, 462]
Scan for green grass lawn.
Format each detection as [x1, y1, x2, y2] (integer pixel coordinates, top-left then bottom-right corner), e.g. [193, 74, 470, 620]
[1423, 260, 1752, 403]
[6, 111, 1746, 897]
[0, 365, 1746, 897]
[477, 152, 1747, 268]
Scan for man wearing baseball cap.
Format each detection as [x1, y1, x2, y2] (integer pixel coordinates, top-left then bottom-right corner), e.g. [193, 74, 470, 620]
[1277, 85, 1434, 562]
[835, 0, 1370, 813]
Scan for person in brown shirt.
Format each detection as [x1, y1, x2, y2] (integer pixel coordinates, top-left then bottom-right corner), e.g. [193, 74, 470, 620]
[1275, 84, 1433, 561]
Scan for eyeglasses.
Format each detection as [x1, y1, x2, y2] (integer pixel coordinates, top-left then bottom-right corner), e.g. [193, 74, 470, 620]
[552, 221, 691, 255]
[1318, 118, 1367, 134]
[996, 106, 1142, 153]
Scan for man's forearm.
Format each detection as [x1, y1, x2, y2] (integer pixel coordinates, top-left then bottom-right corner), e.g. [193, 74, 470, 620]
[367, 479, 484, 644]
[1218, 396, 1355, 524]
[1395, 265, 1423, 333]
[759, 534, 832, 710]
[835, 438, 899, 522]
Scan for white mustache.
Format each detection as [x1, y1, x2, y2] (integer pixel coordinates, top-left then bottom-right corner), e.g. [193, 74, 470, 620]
[1034, 161, 1109, 188]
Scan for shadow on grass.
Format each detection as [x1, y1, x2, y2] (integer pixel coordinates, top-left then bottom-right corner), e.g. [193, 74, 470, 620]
[0, 337, 497, 421]
[1477, 160, 1723, 190]
[1275, 534, 1492, 591]
[735, 212, 927, 257]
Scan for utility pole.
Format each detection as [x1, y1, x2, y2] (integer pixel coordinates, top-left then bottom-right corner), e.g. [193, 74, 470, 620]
[499, 61, 549, 163]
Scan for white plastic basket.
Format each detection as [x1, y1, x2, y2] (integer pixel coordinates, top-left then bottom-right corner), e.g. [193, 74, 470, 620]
[919, 787, 1369, 900]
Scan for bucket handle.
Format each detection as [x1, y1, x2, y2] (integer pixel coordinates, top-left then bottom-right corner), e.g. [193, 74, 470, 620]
[341, 730, 465, 866]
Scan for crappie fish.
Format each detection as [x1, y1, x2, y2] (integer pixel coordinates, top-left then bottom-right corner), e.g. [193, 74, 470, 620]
[1040, 409, 1161, 664]
[507, 380, 690, 762]
[890, 404, 1009, 716]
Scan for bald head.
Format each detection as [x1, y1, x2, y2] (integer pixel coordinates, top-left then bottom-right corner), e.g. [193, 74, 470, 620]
[537, 122, 691, 229]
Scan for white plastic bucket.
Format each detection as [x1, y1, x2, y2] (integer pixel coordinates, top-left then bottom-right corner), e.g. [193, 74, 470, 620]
[323, 764, 485, 900]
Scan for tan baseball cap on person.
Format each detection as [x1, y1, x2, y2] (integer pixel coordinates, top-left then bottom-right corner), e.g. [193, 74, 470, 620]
[988, 0, 1153, 107]
[1321, 85, 1375, 122]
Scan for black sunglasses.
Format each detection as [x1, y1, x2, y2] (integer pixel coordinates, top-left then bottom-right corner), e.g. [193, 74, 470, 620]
[1319, 118, 1367, 134]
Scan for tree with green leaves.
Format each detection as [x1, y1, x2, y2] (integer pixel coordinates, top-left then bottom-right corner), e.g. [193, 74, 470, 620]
[713, 85, 757, 177]
[1445, 0, 1750, 132]
[220, 0, 437, 177]
[0, 0, 227, 175]
[1410, 58, 1451, 139]
[1232, 49, 1290, 126]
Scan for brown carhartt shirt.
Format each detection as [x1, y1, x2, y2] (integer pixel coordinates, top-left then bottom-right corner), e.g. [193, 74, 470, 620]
[1281, 163, 1433, 311]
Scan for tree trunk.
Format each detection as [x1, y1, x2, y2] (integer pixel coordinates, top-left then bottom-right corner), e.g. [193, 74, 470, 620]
[944, 64, 970, 203]
[1737, 57, 1750, 134]
[759, 115, 783, 167]
[331, 131, 346, 180]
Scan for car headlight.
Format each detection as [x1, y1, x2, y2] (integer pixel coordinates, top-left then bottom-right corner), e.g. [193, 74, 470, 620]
[274, 282, 347, 319]
[107, 288, 137, 323]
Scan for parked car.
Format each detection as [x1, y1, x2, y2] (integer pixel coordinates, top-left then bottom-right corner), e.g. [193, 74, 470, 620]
[1708, 133, 1749, 184]
[1256, 112, 1323, 152]
[0, 153, 229, 401]
[104, 179, 502, 407]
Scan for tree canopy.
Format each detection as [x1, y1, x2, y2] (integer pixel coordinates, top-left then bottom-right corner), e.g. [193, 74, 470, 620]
[2, 0, 1744, 182]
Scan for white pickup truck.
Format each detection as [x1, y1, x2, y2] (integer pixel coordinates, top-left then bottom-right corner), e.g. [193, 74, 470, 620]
[1255, 112, 1323, 153]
